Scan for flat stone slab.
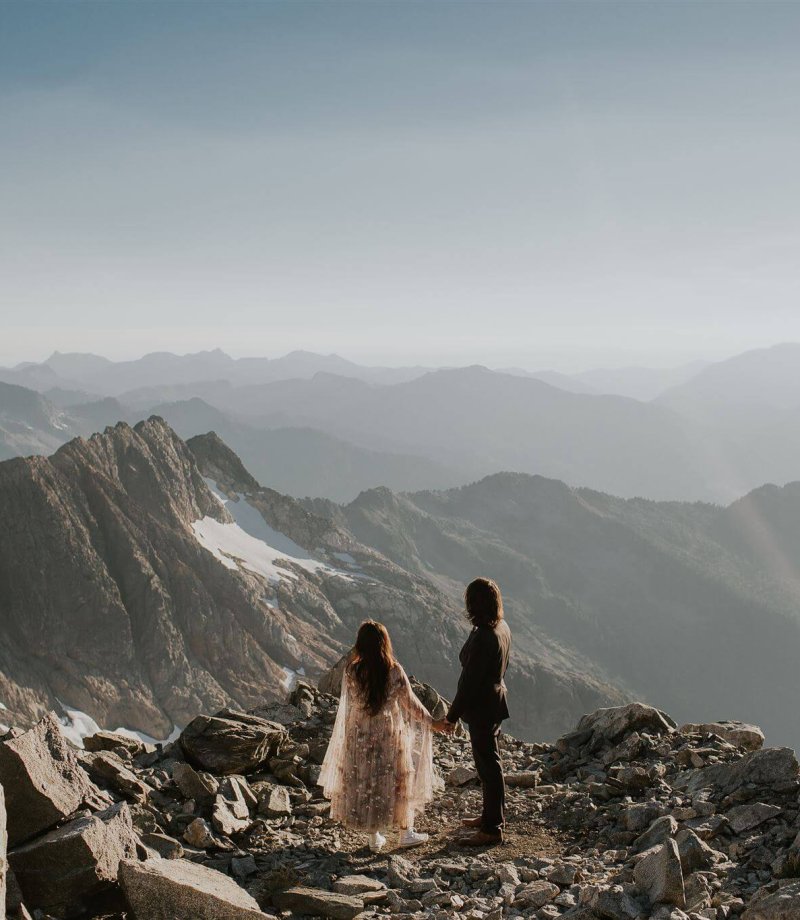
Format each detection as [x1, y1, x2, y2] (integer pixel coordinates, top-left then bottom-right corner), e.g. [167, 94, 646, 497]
[273, 886, 365, 919]
[119, 857, 269, 919]
[333, 874, 387, 895]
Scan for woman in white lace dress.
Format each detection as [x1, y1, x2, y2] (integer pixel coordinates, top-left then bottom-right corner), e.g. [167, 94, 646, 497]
[320, 620, 444, 852]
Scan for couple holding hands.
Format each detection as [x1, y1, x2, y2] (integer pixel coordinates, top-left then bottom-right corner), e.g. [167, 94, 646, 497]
[320, 577, 512, 851]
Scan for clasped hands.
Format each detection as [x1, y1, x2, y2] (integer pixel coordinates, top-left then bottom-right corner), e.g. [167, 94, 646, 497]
[432, 718, 456, 734]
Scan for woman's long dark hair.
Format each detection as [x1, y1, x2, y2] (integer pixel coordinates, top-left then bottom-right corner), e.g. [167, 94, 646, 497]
[349, 620, 396, 716]
[465, 577, 504, 627]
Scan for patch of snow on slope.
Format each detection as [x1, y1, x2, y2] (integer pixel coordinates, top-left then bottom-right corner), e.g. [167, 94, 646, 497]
[193, 478, 347, 583]
[282, 666, 306, 691]
[58, 701, 180, 748]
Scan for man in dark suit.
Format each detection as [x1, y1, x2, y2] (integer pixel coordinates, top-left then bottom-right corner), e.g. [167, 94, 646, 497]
[444, 577, 511, 846]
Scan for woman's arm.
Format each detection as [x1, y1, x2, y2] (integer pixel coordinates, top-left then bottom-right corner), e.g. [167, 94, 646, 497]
[397, 665, 433, 725]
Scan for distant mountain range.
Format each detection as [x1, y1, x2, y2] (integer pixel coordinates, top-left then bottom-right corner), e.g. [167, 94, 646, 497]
[3, 344, 800, 503]
[3, 418, 800, 748]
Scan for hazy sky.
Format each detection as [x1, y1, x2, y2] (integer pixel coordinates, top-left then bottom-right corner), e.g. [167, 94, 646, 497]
[2, 1, 800, 370]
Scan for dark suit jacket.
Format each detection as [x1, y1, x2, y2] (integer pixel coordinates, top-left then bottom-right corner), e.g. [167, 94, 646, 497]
[446, 620, 511, 726]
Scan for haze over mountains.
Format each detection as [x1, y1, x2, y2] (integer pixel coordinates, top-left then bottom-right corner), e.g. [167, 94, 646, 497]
[2, 343, 800, 502]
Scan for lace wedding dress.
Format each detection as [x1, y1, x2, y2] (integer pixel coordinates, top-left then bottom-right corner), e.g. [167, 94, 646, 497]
[320, 662, 434, 832]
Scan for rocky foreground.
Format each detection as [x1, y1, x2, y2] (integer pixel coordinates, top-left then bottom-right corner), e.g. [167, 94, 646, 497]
[1, 682, 799, 920]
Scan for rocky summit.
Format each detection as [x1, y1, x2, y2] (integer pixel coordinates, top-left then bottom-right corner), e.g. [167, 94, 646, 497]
[2, 676, 800, 920]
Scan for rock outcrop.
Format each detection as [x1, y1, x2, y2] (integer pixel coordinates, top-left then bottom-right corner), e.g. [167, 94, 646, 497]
[3, 681, 800, 920]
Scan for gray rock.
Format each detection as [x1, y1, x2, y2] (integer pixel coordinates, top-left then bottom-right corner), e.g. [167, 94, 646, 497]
[173, 762, 219, 801]
[688, 746, 799, 796]
[726, 802, 782, 834]
[0, 713, 101, 846]
[272, 885, 365, 919]
[179, 710, 286, 775]
[183, 818, 217, 849]
[260, 785, 292, 817]
[742, 880, 800, 919]
[575, 703, 676, 750]
[513, 880, 560, 909]
[9, 802, 138, 909]
[333, 874, 387, 895]
[447, 765, 478, 786]
[674, 828, 718, 874]
[119, 856, 269, 919]
[84, 749, 152, 802]
[84, 730, 148, 756]
[679, 721, 764, 751]
[633, 839, 685, 908]
[212, 795, 250, 836]
[141, 832, 184, 859]
[633, 815, 678, 853]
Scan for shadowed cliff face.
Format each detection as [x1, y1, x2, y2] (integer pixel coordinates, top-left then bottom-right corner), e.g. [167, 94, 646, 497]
[0, 419, 625, 742]
[0, 418, 342, 736]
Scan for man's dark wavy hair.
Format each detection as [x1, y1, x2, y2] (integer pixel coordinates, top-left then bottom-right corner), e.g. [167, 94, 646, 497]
[464, 577, 504, 627]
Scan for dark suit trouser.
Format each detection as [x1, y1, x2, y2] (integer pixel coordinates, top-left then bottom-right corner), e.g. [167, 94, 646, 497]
[469, 720, 505, 834]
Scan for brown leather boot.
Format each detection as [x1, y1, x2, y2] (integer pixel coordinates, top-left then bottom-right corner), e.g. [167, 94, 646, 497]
[461, 816, 483, 828]
[459, 829, 503, 847]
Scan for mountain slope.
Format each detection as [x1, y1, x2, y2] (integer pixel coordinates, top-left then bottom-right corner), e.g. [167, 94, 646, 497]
[212, 366, 726, 500]
[143, 397, 469, 501]
[0, 420, 622, 742]
[310, 472, 800, 747]
[656, 343, 800, 427]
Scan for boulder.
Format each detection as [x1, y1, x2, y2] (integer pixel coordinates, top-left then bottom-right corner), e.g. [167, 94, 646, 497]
[675, 828, 719, 873]
[119, 857, 269, 919]
[447, 765, 478, 786]
[172, 762, 219, 801]
[83, 749, 152, 802]
[141, 832, 184, 859]
[260, 785, 291, 817]
[183, 818, 217, 849]
[179, 710, 286, 774]
[211, 795, 250, 836]
[333, 874, 387, 895]
[726, 802, 783, 835]
[680, 721, 764, 751]
[272, 886, 365, 919]
[0, 713, 101, 846]
[742, 881, 800, 919]
[633, 815, 678, 853]
[9, 802, 138, 909]
[84, 730, 148, 756]
[513, 880, 560, 909]
[575, 703, 676, 751]
[634, 839, 686, 908]
[688, 747, 799, 797]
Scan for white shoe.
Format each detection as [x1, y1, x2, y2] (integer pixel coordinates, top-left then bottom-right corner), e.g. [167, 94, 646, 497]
[399, 829, 429, 848]
[369, 831, 386, 852]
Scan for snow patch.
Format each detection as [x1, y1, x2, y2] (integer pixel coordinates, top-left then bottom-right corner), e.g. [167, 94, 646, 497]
[193, 479, 350, 584]
[57, 701, 180, 749]
[281, 666, 306, 691]
[0, 701, 7, 711]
